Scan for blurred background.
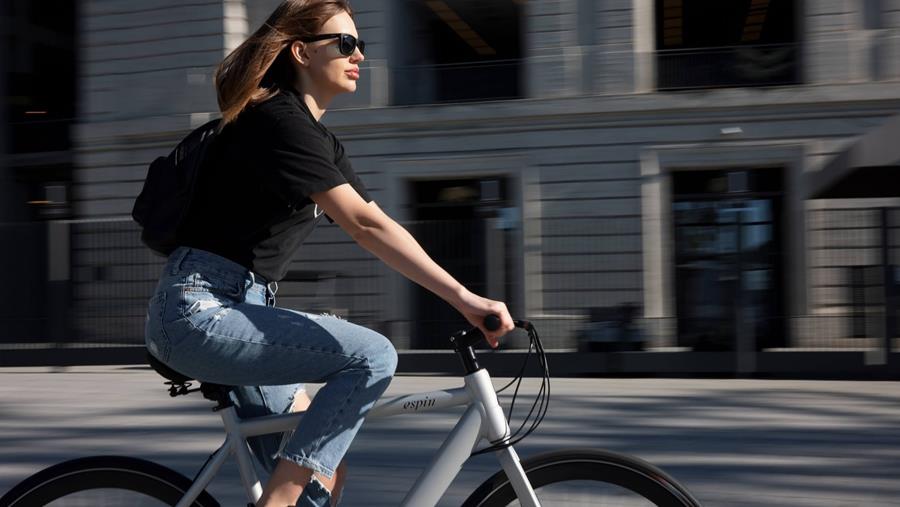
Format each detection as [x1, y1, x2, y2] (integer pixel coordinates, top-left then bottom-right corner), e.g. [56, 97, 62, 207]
[1, 0, 899, 377]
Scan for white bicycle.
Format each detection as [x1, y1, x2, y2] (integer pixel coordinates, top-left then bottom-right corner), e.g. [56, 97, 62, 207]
[0, 317, 701, 506]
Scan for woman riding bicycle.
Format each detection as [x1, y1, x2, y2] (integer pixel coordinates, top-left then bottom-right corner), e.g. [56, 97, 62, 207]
[143, 0, 514, 505]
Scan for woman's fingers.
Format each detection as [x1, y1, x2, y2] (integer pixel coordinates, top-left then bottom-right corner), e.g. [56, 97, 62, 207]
[455, 290, 516, 348]
[480, 303, 515, 348]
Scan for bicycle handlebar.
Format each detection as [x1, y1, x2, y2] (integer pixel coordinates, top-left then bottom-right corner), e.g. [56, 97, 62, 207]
[483, 314, 501, 332]
[484, 314, 534, 333]
[451, 315, 533, 353]
[449, 315, 541, 378]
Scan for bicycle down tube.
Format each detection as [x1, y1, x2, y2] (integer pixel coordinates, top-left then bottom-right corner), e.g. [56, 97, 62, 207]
[174, 369, 540, 507]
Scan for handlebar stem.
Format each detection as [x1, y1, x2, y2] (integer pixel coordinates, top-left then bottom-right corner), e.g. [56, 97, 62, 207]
[450, 328, 483, 374]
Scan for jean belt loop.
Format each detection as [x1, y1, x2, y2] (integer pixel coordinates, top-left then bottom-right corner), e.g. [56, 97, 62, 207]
[266, 281, 278, 307]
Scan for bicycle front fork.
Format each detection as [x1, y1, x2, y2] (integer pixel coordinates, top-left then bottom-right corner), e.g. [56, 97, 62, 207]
[466, 369, 541, 507]
[495, 445, 541, 507]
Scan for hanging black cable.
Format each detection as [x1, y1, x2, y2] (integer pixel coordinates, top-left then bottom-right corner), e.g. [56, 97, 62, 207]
[471, 321, 550, 456]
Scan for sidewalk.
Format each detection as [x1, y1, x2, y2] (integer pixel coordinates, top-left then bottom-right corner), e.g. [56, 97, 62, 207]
[1, 366, 899, 506]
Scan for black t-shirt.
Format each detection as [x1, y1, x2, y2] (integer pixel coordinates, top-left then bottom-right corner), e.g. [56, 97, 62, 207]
[178, 87, 372, 282]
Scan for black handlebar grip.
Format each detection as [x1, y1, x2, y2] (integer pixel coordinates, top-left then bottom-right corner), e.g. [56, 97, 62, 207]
[483, 314, 501, 332]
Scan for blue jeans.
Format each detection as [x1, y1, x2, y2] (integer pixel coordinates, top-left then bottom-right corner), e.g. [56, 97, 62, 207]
[145, 247, 398, 490]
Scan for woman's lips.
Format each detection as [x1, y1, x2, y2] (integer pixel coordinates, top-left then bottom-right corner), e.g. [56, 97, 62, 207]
[345, 70, 359, 80]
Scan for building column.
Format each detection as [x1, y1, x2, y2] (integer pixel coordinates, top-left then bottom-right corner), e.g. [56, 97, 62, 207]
[524, 0, 583, 98]
[802, 0, 900, 83]
[631, 0, 656, 93]
[804, 0, 869, 84]
[526, 0, 645, 97]
[804, 1, 900, 89]
[639, 151, 676, 348]
[869, 0, 900, 80]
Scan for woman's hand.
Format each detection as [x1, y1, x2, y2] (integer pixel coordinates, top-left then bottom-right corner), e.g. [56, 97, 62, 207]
[452, 289, 515, 348]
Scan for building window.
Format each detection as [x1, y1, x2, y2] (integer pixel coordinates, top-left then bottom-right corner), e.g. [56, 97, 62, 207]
[4, 0, 76, 221]
[672, 168, 787, 351]
[7, 0, 77, 154]
[406, 177, 517, 348]
[655, 0, 800, 90]
[392, 0, 522, 105]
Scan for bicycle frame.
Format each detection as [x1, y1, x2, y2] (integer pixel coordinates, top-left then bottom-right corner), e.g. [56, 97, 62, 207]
[175, 368, 541, 507]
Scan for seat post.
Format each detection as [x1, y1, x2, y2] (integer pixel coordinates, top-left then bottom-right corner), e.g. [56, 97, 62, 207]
[201, 383, 235, 411]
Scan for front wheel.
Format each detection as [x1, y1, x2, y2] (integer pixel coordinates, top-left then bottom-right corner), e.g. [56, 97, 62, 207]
[462, 449, 701, 507]
[0, 456, 219, 507]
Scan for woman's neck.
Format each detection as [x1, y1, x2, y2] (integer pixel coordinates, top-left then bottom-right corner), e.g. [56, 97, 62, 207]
[302, 93, 328, 121]
[292, 79, 330, 121]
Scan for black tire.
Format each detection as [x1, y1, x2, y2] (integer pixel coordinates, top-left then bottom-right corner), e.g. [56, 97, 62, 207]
[0, 456, 219, 507]
[462, 449, 701, 507]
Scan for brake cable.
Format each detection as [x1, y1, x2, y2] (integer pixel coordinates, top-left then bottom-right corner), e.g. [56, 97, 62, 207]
[471, 320, 550, 456]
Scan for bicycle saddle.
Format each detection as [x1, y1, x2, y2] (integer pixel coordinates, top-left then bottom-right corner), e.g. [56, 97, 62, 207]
[147, 352, 193, 384]
[146, 352, 233, 407]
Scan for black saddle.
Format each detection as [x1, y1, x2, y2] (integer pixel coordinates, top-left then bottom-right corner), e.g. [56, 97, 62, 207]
[147, 352, 233, 408]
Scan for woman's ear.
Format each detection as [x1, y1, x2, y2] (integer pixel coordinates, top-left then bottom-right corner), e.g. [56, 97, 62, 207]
[290, 40, 310, 67]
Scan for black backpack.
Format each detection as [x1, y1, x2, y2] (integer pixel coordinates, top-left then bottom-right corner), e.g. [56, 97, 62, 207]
[132, 118, 221, 256]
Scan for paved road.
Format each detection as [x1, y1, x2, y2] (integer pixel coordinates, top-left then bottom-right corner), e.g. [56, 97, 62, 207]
[1, 366, 898, 506]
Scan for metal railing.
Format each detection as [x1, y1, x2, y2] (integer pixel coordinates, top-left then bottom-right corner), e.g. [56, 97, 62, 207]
[657, 42, 801, 91]
[391, 59, 523, 106]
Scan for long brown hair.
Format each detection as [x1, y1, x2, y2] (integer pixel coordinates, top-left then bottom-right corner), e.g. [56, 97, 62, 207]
[214, 0, 353, 125]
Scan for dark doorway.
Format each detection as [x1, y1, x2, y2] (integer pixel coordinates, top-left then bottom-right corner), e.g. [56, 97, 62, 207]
[672, 168, 787, 351]
[408, 177, 512, 348]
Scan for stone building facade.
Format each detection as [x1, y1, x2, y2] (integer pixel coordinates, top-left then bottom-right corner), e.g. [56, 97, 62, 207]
[68, 0, 900, 371]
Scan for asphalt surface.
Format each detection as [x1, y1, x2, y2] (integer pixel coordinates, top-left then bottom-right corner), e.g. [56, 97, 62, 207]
[1, 366, 899, 506]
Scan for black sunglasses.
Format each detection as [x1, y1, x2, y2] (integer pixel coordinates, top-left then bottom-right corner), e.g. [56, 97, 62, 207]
[300, 33, 365, 56]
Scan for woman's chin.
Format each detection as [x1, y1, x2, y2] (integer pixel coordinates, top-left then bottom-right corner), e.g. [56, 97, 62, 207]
[326, 80, 357, 97]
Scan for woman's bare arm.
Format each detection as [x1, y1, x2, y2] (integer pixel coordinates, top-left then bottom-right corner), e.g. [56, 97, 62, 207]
[311, 183, 514, 345]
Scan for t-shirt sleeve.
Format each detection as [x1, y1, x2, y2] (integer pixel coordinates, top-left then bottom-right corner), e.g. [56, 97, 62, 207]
[263, 113, 352, 208]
